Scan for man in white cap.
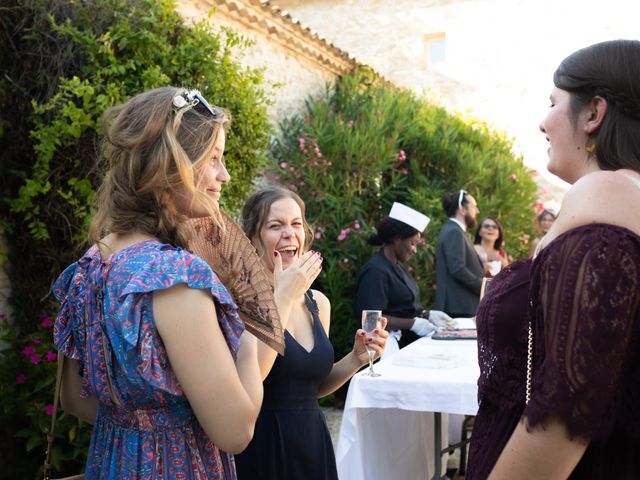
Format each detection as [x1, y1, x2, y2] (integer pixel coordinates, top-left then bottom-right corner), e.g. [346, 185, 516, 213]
[434, 190, 484, 317]
[354, 202, 452, 348]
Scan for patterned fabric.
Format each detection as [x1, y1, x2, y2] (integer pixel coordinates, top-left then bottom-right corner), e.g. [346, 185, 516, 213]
[53, 240, 244, 479]
[466, 259, 531, 479]
[468, 224, 640, 479]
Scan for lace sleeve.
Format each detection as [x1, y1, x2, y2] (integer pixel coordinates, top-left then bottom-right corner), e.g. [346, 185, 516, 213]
[524, 224, 640, 441]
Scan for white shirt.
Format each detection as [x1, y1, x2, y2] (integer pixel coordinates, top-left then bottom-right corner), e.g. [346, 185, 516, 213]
[449, 217, 466, 232]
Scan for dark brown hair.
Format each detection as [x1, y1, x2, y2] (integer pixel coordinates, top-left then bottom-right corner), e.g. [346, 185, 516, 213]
[241, 186, 313, 251]
[367, 217, 419, 246]
[474, 216, 505, 251]
[554, 40, 640, 171]
[89, 86, 230, 248]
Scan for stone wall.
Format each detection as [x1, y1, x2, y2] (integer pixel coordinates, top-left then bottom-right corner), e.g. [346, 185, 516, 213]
[177, 0, 352, 124]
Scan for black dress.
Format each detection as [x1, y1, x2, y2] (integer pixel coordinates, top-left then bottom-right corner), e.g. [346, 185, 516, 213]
[235, 291, 338, 480]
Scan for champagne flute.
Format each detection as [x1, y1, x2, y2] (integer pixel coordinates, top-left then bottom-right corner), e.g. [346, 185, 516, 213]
[361, 310, 382, 377]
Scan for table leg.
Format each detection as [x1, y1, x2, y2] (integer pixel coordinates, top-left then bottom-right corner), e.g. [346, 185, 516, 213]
[431, 412, 442, 480]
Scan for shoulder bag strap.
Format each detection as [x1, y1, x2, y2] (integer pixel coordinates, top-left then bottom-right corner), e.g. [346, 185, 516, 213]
[42, 352, 65, 480]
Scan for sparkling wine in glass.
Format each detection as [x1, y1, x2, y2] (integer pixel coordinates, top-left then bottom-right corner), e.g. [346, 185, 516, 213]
[361, 310, 382, 377]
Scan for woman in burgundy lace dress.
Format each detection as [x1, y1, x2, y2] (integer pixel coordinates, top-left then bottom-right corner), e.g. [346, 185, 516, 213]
[467, 40, 640, 479]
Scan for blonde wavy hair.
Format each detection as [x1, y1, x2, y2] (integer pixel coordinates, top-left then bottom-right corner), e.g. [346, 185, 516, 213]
[89, 86, 230, 248]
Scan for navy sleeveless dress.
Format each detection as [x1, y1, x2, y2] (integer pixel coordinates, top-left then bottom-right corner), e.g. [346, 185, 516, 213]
[235, 291, 338, 480]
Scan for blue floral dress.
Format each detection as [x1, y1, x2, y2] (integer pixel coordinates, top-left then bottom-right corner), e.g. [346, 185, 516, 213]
[53, 240, 244, 479]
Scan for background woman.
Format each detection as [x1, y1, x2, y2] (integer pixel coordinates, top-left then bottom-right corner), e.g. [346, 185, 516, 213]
[467, 40, 640, 479]
[54, 87, 263, 479]
[528, 209, 556, 257]
[354, 204, 451, 349]
[234, 186, 388, 480]
[473, 216, 509, 275]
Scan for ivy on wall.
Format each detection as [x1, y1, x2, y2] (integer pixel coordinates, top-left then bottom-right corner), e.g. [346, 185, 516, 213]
[0, 0, 272, 476]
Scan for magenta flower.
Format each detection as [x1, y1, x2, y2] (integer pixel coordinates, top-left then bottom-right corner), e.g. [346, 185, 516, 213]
[353, 222, 361, 230]
[23, 345, 35, 357]
[314, 232, 322, 239]
[397, 150, 407, 162]
[280, 162, 288, 169]
[30, 354, 41, 365]
[44, 404, 54, 416]
[41, 318, 53, 329]
[33, 339, 42, 347]
[46, 351, 57, 362]
[16, 374, 26, 384]
[0, 312, 6, 319]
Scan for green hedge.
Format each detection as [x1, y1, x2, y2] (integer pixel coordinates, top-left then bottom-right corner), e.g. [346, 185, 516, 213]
[268, 72, 538, 365]
[0, 0, 271, 476]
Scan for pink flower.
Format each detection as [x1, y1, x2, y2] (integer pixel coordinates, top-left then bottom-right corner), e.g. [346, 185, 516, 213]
[30, 354, 41, 365]
[280, 162, 288, 169]
[46, 351, 57, 362]
[407, 266, 414, 273]
[44, 404, 54, 416]
[337, 228, 351, 242]
[33, 339, 42, 347]
[347, 120, 354, 127]
[397, 150, 407, 162]
[286, 184, 298, 192]
[16, 374, 26, 384]
[509, 173, 518, 182]
[23, 345, 35, 357]
[353, 222, 361, 230]
[314, 232, 322, 239]
[41, 318, 53, 329]
[400, 168, 408, 176]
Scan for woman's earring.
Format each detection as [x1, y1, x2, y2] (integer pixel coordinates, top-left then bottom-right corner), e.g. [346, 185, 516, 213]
[585, 143, 596, 154]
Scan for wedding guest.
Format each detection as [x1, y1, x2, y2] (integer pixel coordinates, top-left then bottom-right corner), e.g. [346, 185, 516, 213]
[354, 202, 452, 348]
[234, 186, 388, 480]
[528, 209, 556, 257]
[467, 40, 640, 479]
[54, 87, 263, 479]
[434, 190, 485, 317]
[473, 216, 509, 275]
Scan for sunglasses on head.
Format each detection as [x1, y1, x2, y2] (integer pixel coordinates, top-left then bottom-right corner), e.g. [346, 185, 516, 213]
[172, 89, 218, 117]
[457, 189, 467, 209]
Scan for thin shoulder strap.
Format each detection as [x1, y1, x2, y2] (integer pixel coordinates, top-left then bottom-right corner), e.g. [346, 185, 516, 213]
[621, 172, 640, 189]
[42, 352, 65, 480]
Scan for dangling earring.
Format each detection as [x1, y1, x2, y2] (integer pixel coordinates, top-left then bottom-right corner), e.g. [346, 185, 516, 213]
[585, 143, 596, 154]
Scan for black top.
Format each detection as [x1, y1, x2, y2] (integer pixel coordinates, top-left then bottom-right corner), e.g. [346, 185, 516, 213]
[354, 251, 423, 346]
[235, 291, 338, 480]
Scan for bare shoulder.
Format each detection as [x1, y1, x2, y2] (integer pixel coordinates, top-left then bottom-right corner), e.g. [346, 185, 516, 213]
[310, 289, 331, 329]
[551, 170, 640, 237]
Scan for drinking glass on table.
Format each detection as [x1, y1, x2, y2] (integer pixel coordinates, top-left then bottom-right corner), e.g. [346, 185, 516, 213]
[361, 309, 382, 377]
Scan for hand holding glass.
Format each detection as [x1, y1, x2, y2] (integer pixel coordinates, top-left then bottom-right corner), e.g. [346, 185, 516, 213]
[361, 310, 382, 377]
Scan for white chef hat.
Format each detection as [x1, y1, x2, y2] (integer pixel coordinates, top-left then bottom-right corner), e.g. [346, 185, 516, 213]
[389, 202, 430, 232]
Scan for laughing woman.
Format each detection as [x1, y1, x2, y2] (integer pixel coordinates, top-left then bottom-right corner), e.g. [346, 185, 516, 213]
[234, 186, 388, 480]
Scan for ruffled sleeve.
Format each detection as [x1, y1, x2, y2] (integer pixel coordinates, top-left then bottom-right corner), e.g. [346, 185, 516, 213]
[53, 241, 245, 401]
[53, 248, 97, 361]
[524, 224, 640, 441]
[109, 244, 244, 395]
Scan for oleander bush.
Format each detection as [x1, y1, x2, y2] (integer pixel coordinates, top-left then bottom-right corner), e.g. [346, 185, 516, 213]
[0, 0, 271, 476]
[268, 72, 538, 362]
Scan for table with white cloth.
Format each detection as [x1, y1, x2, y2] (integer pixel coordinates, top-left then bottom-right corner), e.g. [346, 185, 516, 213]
[336, 336, 480, 480]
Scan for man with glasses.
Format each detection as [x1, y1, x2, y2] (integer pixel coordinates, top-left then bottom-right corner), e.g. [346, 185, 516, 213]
[434, 190, 485, 317]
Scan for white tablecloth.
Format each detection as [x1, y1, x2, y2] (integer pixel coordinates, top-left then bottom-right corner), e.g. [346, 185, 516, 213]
[336, 337, 480, 480]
